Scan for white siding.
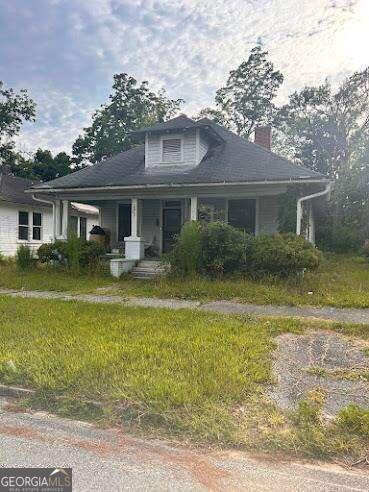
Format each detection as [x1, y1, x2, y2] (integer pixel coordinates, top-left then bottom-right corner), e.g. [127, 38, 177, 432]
[0, 202, 53, 257]
[198, 132, 209, 162]
[0, 202, 99, 257]
[146, 130, 198, 169]
[99, 202, 118, 247]
[258, 195, 280, 234]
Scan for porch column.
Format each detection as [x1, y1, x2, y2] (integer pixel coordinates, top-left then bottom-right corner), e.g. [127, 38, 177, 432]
[61, 200, 69, 239]
[54, 200, 61, 239]
[190, 196, 198, 221]
[124, 198, 144, 260]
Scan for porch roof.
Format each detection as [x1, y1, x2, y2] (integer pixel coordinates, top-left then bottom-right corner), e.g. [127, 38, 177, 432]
[30, 118, 328, 193]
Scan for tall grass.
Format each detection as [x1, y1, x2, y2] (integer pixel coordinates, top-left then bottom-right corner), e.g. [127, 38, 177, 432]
[16, 244, 33, 271]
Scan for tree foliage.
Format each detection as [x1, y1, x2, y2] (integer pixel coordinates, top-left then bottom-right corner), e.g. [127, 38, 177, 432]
[275, 68, 369, 248]
[72, 73, 183, 166]
[4, 148, 72, 181]
[199, 46, 283, 137]
[30, 149, 72, 181]
[0, 81, 35, 166]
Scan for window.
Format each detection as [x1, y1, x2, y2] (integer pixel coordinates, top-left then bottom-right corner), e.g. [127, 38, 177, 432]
[32, 212, 42, 241]
[162, 138, 182, 163]
[79, 217, 87, 240]
[228, 199, 256, 234]
[18, 211, 29, 240]
[18, 211, 43, 241]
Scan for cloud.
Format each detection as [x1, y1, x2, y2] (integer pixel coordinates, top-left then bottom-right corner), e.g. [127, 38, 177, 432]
[1, 0, 366, 155]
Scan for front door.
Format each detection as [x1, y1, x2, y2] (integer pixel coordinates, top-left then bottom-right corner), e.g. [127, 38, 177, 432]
[118, 204, 131, 242]
[162, 201, 182, 254]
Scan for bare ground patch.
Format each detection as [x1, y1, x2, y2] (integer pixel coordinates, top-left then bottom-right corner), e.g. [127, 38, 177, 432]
[269, 330, 369, 415]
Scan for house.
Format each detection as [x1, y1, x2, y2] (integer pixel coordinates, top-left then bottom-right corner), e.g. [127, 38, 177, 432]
[29, 115, 330, 264]
[0, 170, 99, 256]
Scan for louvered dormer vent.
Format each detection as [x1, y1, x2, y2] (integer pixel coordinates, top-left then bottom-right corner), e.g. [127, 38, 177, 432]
[162, 138, 182, 163]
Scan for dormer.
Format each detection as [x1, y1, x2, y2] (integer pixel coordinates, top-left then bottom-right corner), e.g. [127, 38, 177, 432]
[133, 115, 222, 172]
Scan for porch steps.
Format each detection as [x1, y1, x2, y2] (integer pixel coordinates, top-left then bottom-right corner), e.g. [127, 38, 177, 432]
[130, 260, 166, 280]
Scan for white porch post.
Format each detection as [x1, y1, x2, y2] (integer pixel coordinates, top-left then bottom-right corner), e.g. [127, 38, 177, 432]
[54, 200, 61, 238]
[124, 198, 144, 260]
[190, 196, 198, 221]
[61, 200, 69, 239]
[131, 197, 139, 237]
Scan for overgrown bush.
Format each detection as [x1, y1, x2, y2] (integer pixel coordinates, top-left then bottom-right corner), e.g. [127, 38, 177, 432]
[16, 244, 33, 271]
[245, 233, 320, 277]
[337, 405, 369, 438]
[200, 222, 245, 278]
[316, 222, 363, 253]
[38, 238, 105, 273]
[167, 221, 202, 277]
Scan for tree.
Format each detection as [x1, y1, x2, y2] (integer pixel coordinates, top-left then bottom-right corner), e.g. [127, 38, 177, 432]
[0, 81, 35, 168]
[276, 68, 369, 178]
[72, 74, 183, 166]
[276, 68, 369, 249]
[199, 46, 283, 137]
[5, 149, 72, 181]
[31, 149, 72, 181]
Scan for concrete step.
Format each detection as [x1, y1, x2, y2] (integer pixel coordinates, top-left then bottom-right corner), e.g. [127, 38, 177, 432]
[131, 272, 162, 279]
[131, 260, 166, 279]
[138, 260, 163, 268]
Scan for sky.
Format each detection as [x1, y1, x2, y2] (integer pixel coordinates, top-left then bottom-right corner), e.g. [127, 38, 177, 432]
[1, 0, 369, 156]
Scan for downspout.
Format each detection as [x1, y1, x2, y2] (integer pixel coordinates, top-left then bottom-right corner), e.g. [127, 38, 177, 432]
[296, 182, 333, 237]
[32, 194, 56, 240]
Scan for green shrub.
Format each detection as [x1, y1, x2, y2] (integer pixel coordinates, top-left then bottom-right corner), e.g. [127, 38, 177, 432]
[317, 223, 363, 253]
[337, 405, 369, 438]
[16, 244, 33, 271]
[37, 238, 105, 273]
[245, 233, 320, 277]
[200, 222, 245, 278]
[0, 251, 5, 265]
[167, 221, 202, 277]
[38, 243, 58, 263]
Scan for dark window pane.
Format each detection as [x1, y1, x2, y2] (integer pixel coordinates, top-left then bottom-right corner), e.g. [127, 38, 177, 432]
[79, 217, 87, 240]
[19, 211, 28, 225]
[228, 199, 256, 234]
[33, 227, 41, 241]
[33, 212, 42, 226]
[18, 226, 28, 240]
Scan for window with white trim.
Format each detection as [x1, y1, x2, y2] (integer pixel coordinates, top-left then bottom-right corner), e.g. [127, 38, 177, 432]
[32, 212, 42, 240]
[162, 138, 182, 163]
[18, 211, 29, 240]
[18, 211, 43, 241]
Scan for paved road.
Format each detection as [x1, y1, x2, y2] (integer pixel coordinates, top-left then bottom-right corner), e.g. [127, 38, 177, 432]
[1, 288, 369, 324]
[0, 398, 368, 491]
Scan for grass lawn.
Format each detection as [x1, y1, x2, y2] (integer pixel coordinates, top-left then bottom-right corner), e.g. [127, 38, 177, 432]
[1, 253, 369, 308]
[1, 294, 369, 459]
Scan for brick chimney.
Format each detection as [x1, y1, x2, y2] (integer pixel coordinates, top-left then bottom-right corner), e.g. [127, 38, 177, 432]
[254, 126, 271, 150]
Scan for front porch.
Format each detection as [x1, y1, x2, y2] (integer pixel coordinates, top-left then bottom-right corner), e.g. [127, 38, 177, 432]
[54, 192, 281, 260]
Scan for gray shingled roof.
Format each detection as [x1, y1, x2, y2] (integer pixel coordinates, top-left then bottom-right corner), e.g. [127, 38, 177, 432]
[31, 117, 327, 191]
[0, 174, 51, 207]
[133, 114, 197, 133]
[0, 173, 99, 214]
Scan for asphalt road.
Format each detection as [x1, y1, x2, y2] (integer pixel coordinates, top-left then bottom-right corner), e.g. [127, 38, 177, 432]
[0, 398, 369, 491]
